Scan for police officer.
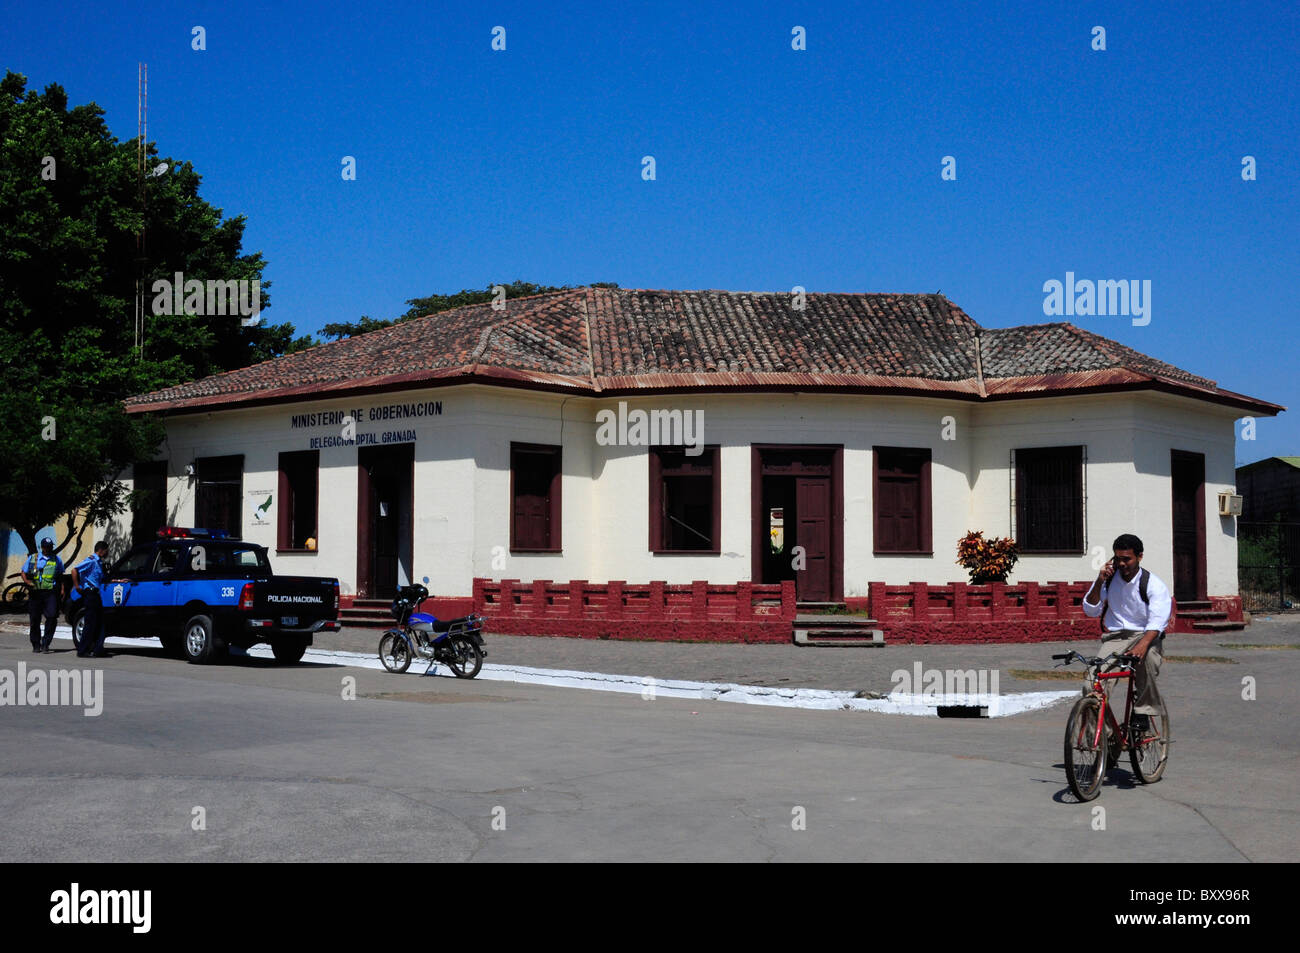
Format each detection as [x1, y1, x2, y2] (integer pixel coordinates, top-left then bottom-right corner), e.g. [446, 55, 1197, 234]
[72, 540, 111, 658]
[21, 537, 63, 653]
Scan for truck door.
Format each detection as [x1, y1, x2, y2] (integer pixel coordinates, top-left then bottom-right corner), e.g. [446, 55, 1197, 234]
[128, 543, 185, 632]
[99, 544, 156, 635]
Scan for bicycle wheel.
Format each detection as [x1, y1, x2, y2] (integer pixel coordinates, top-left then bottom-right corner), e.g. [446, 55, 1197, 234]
[3, 581, 29, 610]
[1129, 701, 1170, 784]
[1064, 694, 1108, 801]
[378, 632, 412, 673]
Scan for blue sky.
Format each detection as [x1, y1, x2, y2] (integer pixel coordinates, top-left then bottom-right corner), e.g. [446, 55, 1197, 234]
[4, 0, 1298, 464]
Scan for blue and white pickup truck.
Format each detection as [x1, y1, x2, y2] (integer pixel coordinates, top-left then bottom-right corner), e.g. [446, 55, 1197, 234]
[66, 527, 341, 664]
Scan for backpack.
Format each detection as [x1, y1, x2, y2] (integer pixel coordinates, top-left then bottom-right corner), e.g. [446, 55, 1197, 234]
[1101, 568, 1160, 627]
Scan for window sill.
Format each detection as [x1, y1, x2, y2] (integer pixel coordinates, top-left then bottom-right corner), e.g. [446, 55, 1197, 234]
[276, 548, 319, 555]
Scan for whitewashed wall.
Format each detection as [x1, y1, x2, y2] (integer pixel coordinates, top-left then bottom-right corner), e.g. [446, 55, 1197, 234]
[969, 392, 1240, 593]
[101, 384, 1244, 598]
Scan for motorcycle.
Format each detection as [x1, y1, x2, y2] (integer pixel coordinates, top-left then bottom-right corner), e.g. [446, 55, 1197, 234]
[378, 583, 487, 678]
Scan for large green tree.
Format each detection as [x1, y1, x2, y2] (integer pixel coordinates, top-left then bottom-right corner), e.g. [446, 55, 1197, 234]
[0, 71, 309, 558]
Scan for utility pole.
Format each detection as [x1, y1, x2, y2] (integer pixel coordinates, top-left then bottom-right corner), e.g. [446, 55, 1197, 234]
[135, 62, 147, 358]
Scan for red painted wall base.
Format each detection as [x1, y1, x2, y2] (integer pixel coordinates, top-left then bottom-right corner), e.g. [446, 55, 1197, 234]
[485, 618, 790, 643]
[465, 578, 1249, 644]
[877, 620, 1103, 644]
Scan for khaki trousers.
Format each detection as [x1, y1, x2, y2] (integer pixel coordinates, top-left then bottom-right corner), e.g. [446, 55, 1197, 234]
[1099, 629, 1165, 716]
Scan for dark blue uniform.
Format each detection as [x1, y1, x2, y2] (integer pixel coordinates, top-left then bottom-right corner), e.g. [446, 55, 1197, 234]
[24, 550, 63, 651]
[74, 552, 108, 656]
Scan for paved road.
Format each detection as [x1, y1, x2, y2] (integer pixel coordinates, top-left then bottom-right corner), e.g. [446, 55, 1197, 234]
[1, 617, 1296, 861]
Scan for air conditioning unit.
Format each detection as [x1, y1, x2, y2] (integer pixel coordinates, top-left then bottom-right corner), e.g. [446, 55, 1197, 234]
[1218, 492, 1243, 517]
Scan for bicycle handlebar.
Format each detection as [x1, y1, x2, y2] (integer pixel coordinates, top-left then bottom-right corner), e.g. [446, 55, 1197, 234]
[1051, 650, 1140, 670]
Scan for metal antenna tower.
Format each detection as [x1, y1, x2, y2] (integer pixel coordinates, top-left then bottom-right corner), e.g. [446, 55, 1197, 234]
[135, 62, 147, 358]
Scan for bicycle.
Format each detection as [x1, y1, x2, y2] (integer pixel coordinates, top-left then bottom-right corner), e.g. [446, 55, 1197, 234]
[1052, 649, 1171, 801]
[2, 573, 30, 610]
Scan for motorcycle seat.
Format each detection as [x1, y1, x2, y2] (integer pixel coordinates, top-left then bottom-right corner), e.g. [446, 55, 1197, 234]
[432, 616, 473, 633]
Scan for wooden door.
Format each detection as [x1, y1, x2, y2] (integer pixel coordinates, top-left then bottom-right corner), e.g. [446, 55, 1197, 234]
[795, 477, 830, 602]
[357, 445, 413, 599]
[1171, 451, 1206, 602]
[370, 466, 400, 597]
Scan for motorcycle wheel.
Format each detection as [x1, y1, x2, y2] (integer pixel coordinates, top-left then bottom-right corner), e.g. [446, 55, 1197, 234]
[446, 634, 483, 679]
[378, 632, 412, 674]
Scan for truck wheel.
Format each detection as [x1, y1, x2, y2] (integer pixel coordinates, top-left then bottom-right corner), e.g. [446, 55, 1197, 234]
[271, 637, 308, 665]
[182, 614, 217, 664]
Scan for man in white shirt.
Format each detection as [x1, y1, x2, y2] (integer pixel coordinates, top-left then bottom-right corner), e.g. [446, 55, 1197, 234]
[1081, 533, 1172, 730]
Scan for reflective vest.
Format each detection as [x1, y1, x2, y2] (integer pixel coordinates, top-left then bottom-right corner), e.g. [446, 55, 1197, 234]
[27, 554, 59, 590]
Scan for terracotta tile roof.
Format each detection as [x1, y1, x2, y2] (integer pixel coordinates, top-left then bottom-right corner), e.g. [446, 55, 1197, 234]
[979, 324, 1214, 387]
[125, 288, 1282, 415]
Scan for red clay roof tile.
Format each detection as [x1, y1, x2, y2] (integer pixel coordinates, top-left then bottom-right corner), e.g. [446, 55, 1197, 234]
[124, 288, 1282, 415]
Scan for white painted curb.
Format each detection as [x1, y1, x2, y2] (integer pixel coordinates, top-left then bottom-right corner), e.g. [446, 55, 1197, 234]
[36, 628, 1076, 718]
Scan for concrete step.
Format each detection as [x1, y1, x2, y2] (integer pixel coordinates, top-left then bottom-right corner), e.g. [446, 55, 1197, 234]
[1191, 620, 1247, 631]
[1177, 610, 1228, 620]
[794, 613, 878, 626]
[340, 606, 393, 630]
[793, 615, 885, 646]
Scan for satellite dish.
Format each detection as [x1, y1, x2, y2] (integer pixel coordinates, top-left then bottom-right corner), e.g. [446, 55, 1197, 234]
[149, 162, 169, 177]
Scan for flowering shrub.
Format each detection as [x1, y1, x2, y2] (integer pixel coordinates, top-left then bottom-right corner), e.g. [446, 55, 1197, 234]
[956, 531, 1019, 584]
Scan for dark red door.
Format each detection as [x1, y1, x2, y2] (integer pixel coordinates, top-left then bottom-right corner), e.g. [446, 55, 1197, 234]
[370, 466, 401, 598]
[795, 477, 830, 602]
[357, 445, 413, 599]
[1171, 451, 1206, 602]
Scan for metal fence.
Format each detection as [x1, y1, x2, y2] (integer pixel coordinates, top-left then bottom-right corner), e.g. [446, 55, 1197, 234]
[1238, 521, 1300, 612]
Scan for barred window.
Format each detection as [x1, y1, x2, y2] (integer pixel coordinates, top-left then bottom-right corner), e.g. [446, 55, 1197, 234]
[1014, 446, 1084, 552]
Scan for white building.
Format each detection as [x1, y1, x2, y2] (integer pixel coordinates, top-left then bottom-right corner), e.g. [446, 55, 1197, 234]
[115, 288, 1281, 618]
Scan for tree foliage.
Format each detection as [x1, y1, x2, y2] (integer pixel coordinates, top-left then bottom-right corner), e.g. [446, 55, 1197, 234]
[0, 71, 304, 556]
[317, 281, 620, 340]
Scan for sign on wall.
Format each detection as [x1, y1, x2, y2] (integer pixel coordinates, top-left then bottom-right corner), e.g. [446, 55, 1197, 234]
[289, 401, 442, 449]
[247, 488, 274, 527]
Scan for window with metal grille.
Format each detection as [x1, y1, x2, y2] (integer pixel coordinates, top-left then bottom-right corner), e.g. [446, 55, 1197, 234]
[194, 455, 243, 538]
[131, 460, 167, 546]
[1012, 446, 1085, 553]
